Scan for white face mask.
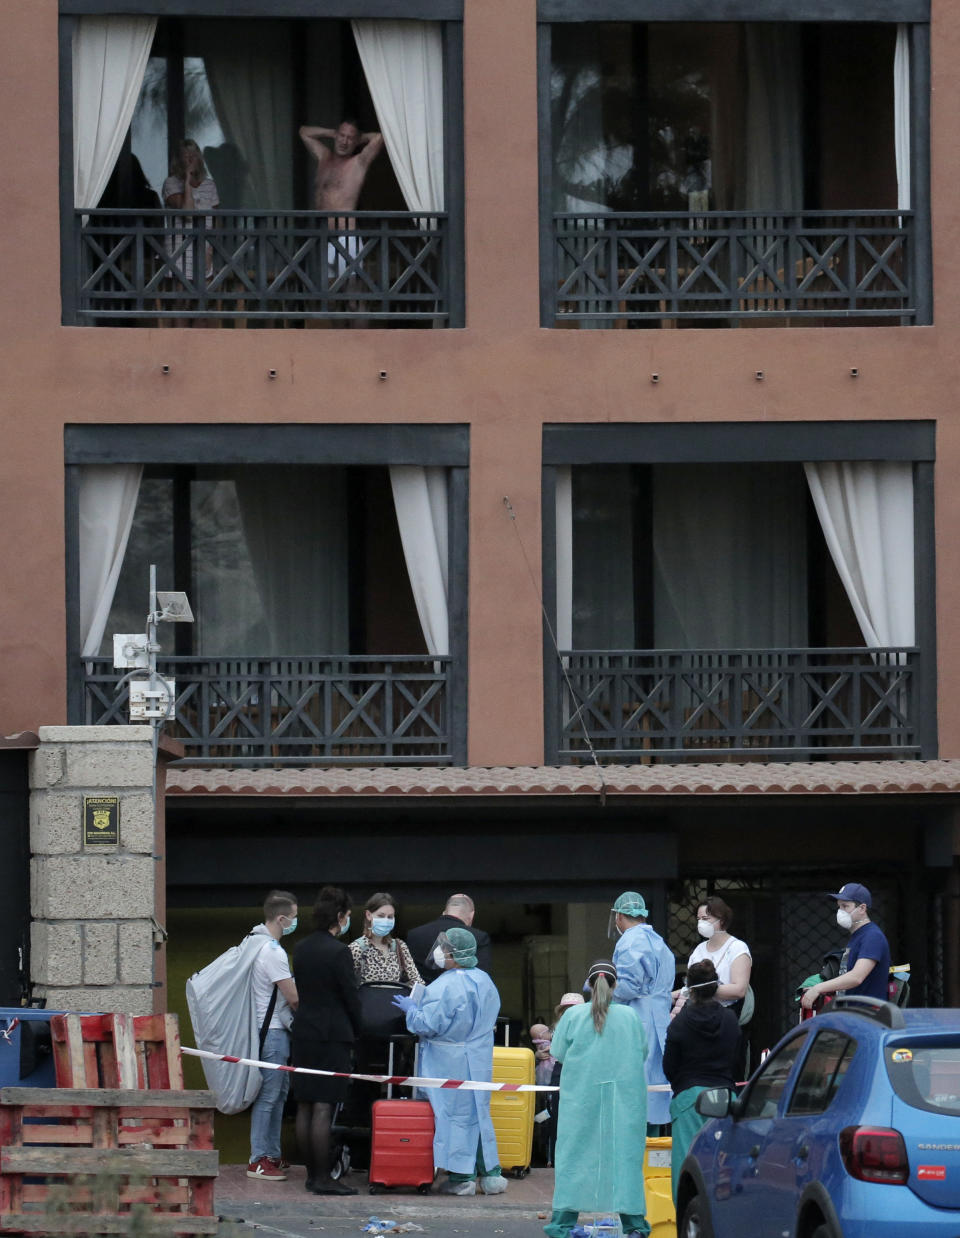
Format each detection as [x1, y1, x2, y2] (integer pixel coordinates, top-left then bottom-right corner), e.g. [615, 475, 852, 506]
[836, 908, 854, 931]
[697, 919, 716, 940]
[432, 946, 447, 970]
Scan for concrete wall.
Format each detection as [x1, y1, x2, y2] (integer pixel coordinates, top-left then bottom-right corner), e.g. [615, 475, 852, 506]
[29, 725, 161, 1014]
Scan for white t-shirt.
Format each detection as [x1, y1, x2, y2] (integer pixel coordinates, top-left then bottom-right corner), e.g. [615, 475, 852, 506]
[688, 934, 751, 1007]
[251, 932, 293, 1031]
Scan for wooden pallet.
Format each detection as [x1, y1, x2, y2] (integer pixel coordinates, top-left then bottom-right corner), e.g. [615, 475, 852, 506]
[0, 1087, 218, 1235]
[51, 1014, 184, 1091]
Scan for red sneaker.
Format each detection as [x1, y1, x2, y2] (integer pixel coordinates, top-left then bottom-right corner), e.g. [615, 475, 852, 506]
[247, 1156, 287, 1181]
[269, 1156, 291, 1172]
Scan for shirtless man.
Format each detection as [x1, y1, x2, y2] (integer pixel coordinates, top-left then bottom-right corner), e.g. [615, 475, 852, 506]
[299, 120, 384, 314]
[298, 119, 384, 214]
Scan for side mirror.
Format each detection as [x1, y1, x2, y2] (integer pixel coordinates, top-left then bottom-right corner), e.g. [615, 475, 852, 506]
[696, 1088, 734, 1118]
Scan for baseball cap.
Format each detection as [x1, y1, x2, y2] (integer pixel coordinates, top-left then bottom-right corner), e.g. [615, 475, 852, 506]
[826, 882, 872, 908]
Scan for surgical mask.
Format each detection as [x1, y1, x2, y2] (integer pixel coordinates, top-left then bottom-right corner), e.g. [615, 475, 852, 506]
[432, 946, 447, 970]
[697, 919, 716, 940]
[372, 918, 395, 938]
[281, 917, 298, 937]
[836, 909, 854, 931]
[340, 914, 351, 937]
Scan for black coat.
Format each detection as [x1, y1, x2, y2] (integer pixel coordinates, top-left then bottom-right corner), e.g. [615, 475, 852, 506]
[662, 1000, 740, 1096]
[291, 930, 362, 1046]
[406, 914, 492, 980]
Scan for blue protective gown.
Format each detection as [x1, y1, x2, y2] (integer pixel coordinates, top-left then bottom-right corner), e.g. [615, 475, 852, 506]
[550, 1002, 648, 1215]
[404, 966, 501, 1175]
[611, 923, 676, 1126]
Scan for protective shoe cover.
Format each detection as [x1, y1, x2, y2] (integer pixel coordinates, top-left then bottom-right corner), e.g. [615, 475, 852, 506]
[439, 1178, 477, 1195]
[479, 1174, 508, 1194]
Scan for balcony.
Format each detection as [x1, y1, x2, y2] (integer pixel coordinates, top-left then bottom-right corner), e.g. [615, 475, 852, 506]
[82, 655, 454, 764]
[548, 211, 915, 327]
[70, 209, 450, 326]
[551, 648, 924, 764]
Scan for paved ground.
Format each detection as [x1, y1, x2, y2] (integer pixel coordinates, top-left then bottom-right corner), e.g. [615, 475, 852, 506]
[216, 1164, 559, 1238]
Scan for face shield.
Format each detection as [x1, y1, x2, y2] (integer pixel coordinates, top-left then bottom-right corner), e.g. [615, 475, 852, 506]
[430, 926, 478, 969]
[429, 932, 455, 971]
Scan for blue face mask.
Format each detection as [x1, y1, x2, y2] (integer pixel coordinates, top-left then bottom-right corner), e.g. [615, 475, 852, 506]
[372, 917, 395, 938]
[340, 914, 351, 937]
[281, 916, 298, 937]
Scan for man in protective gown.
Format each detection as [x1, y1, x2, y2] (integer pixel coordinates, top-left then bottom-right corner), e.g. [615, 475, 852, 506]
[394, 926, 508, 1196]
[610, 891, 675, 1129]
[546, 959, 650, 1238]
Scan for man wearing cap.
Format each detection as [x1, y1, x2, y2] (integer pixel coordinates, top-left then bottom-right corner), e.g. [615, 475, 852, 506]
[609, 891, 675, 1128]
[801, 883, 892, 1010]
[393, 927, 507, 1196]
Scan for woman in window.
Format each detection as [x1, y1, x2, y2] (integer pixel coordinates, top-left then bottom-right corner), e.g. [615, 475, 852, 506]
[162, 138, 219, 307]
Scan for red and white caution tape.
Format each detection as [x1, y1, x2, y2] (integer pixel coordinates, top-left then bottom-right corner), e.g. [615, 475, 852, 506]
[0, 1018, 20, 1045]
[180, 1045, 672, 1091]
[183, 1046, 555, 1092]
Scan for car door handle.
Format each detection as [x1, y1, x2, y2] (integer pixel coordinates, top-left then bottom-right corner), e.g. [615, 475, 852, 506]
[796, 1144, 809, 1160]
[749, 1145, 760, 1158]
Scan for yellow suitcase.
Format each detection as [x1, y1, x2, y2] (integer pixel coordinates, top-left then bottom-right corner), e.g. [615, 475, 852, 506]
[489, 1046, 535, 1176]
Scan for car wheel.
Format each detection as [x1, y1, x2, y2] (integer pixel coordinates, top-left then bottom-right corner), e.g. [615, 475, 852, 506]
[679, 1194, 714, 1238]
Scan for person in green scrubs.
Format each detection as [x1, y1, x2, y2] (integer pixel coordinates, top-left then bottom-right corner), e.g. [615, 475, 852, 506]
[545, 960, 651, 1238]
[662, 959, 740, 1204]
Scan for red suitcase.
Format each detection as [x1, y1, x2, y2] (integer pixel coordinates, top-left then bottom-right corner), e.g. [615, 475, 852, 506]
[368, 1099, 435, 1192]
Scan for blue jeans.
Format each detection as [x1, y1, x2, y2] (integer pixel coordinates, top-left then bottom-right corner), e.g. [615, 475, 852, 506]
[250, 1027, 290, 1162]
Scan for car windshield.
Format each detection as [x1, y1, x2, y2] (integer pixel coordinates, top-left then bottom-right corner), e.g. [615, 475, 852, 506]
[886, 1040, 960, 1117]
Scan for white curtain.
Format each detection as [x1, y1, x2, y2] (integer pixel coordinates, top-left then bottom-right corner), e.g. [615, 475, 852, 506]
[234, 468, 348, 654]
[804, 462, 915, 648]
[194, 22, 294, 210]
[389, 467, 449, 657]
[73, 16, 157, 208]
[351, 20, 445, 212]
[653, 464, 808, 649]
[555, 466, 573, 651]
[79, 466, 143, 657]
[894, 25, 911, 212]
[743, 24, 804, 211]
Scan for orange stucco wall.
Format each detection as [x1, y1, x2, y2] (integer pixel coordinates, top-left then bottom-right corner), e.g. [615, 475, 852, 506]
[2, 1, 960, 766]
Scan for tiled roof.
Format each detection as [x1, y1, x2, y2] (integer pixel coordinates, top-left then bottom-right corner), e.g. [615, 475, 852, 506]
[166, 759, 960, 798]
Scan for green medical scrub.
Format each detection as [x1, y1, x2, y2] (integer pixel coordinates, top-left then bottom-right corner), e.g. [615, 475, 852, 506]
[545, 1002, 650, 1238]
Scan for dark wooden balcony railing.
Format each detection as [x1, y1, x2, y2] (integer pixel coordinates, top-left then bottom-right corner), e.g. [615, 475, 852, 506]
[551, 648, 922, 764]
[70, 209, 450, 324]
[549, 210, 915, 326]
[82, 655, 453, 764]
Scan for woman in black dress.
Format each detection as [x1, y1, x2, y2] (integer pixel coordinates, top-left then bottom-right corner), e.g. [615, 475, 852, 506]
[292, 885, 362, 1195]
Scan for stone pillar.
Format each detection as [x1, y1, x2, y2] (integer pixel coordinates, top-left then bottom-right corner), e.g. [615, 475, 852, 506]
[29, 726, 161, 1014]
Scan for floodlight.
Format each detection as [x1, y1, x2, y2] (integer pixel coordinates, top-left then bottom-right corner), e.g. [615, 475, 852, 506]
[155, 591, 194, 623]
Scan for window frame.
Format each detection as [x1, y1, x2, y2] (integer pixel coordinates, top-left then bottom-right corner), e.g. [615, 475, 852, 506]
[738, 1029, 810, 1121]
[536, 5, 931, 328]
[540, 420, 937, 763]
[64, 423, 470, 764]
[58, 0, 465, 327]
[786, 1027, 858, 1116]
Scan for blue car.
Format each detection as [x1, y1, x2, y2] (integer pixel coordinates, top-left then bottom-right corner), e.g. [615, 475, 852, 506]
[675, 996, 960, 1238]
